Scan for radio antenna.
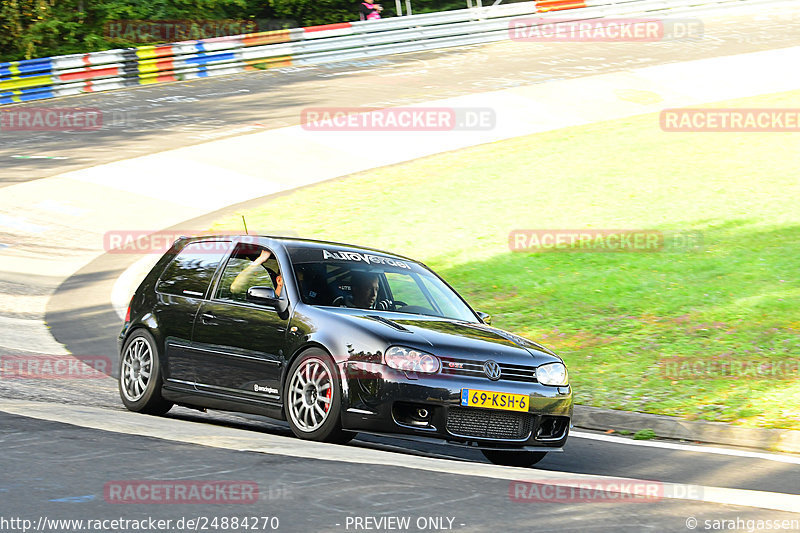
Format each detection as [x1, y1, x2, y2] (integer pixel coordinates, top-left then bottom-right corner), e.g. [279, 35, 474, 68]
[242, 215, 249, 235]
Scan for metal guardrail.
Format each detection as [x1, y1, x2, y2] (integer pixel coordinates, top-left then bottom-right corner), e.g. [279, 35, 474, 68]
[0, 0, 775, 105]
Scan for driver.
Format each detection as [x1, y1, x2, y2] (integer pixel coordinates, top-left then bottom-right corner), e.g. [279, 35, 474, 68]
[351, 271, 379, 308]
[349, 271, 391, 310]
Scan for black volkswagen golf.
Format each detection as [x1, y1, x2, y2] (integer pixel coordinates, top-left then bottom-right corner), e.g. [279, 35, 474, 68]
[118, 235, 572, 466]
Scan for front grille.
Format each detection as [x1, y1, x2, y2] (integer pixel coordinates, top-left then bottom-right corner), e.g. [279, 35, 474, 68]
[446, 407, 532, 440]
[440, 357, 537, 383]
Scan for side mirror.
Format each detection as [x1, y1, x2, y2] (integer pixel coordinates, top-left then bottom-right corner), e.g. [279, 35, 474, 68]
[476, 311, 492, 325]
[247, 286, 289, 315]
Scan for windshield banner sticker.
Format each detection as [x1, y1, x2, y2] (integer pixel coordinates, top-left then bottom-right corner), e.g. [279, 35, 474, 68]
[322, 249, 411, 269]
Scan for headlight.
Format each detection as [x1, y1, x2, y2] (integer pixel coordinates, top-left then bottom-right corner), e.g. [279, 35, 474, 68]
[384, 346, 440, 374]
[537, 362, 568, 386]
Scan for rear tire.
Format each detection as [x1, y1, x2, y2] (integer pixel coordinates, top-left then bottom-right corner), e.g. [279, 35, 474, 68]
[284, 348, 355, 444]
[481, 449, 547, 467]
[118, 330, 173, 415]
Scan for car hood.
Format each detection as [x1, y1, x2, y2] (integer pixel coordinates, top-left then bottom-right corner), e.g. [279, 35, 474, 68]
[320, 307, 560, 366]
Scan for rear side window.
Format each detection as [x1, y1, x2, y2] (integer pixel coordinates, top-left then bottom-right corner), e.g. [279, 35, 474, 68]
[156, 241, 230, 298]
[215, 243, 283, 303]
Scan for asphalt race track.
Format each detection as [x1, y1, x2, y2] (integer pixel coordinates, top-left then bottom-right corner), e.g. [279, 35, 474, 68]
[1, 6, 799, 184]
[2, 411, 799, 533]
[1, 3, 800, 532]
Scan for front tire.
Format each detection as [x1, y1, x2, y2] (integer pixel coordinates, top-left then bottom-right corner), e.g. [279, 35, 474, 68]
[481, 449, 547, 467]
[284, 348, 354, 444]
[118, 330, 173, 415]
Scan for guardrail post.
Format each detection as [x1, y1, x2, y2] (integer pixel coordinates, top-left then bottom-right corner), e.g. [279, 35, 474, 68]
[395, 0, 403, 15]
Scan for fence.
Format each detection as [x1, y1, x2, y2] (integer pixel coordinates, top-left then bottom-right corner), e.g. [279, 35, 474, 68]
[0, 0, 775, 105]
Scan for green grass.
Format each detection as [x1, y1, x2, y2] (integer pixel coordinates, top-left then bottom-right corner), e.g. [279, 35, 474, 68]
[633, 429, 657, 441]
[212, 90, 800, 430]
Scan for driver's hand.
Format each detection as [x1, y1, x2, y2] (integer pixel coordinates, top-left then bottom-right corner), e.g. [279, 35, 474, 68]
[253, 250, 271, 265]
[375, 299, 393, 310]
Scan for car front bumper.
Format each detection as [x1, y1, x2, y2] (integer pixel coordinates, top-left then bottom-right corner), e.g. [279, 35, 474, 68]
[338, 361, 573, 449]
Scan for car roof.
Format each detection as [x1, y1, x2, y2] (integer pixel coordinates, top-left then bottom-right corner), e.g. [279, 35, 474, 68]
[186, 234, 419, 263]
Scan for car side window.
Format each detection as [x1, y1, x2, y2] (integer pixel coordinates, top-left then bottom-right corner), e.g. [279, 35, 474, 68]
[216, 244, 281, 304]
[156, 241, 229, 298]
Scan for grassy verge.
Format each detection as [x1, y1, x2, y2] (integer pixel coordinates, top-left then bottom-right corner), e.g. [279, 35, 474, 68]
[212, 90, 800, 429]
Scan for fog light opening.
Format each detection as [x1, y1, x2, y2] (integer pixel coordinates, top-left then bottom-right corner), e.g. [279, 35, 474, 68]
[393, 402, 434, 428]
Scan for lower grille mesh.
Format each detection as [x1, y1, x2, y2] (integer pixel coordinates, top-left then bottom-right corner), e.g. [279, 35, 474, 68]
[446, 407, 532, 440]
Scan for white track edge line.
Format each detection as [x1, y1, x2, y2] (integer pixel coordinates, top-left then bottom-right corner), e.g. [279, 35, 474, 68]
[570, 431, 800, 464]
[1, 401, 799, 514]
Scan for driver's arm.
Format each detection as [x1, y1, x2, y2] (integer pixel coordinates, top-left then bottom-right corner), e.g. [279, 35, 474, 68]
[231, 250, 271, 295]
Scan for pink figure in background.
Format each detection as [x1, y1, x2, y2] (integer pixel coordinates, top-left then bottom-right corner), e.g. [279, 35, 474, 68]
[360, 1, 384, 20]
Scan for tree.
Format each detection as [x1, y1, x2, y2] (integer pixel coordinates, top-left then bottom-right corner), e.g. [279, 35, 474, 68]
[269, 0, 356, 26]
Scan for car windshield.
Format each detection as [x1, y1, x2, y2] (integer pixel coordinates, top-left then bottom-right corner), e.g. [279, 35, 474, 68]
[287, 246, 478, 322]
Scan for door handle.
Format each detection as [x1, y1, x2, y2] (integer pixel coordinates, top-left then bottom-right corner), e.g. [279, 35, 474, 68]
[201, 313, 216, 323]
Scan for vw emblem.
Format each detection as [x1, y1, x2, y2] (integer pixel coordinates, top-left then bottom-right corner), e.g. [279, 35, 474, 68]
[483, 360, 501, 381]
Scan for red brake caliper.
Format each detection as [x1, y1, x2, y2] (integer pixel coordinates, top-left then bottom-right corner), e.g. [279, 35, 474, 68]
[325, 386, 331, 412]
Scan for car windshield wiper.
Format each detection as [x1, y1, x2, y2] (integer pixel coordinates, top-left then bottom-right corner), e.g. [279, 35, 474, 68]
[365, 314, 410, 332]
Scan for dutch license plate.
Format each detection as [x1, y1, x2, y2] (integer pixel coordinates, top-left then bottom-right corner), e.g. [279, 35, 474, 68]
[460, 389, 529, 412]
